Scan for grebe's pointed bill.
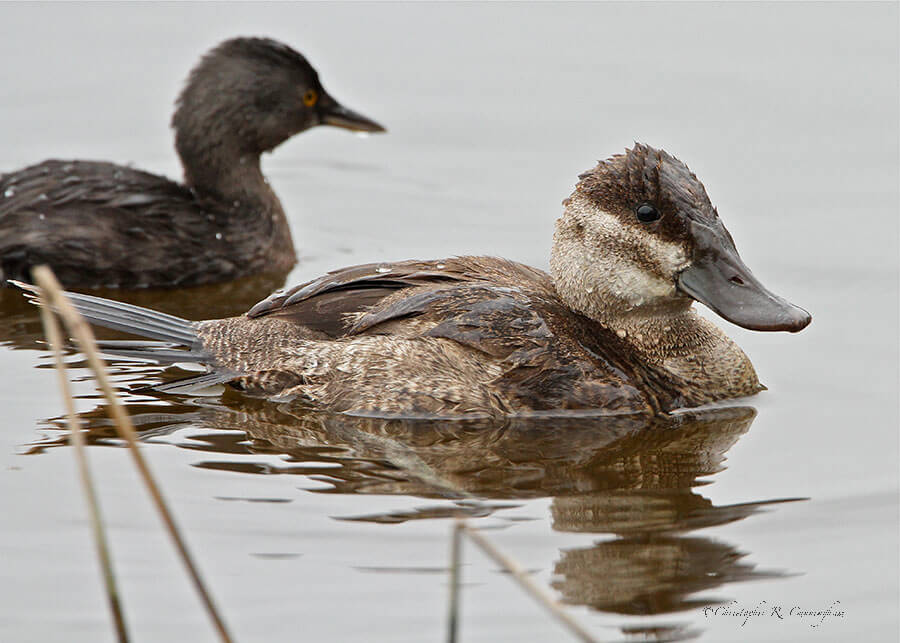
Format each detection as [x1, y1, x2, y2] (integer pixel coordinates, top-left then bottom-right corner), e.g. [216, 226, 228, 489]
[676, 220, 812, 333]
[317, 92, 386, 133]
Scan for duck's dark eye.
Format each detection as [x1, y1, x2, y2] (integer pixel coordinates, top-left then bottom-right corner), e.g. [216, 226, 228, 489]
[635, 203, 660, 223]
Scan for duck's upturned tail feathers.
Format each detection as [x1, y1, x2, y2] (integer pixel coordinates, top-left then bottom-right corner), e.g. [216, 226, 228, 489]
[10, 279, 218, 370]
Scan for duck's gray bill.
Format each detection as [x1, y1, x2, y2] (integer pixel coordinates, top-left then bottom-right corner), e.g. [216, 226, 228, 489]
[318, 100, 386, 133]
[676, 236, 812, 333]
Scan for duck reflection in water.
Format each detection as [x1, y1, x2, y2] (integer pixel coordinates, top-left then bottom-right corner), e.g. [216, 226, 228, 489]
[31, 396, 798, 637]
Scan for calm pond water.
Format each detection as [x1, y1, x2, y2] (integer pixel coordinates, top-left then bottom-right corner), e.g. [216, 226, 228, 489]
[0, 3, 897, 642]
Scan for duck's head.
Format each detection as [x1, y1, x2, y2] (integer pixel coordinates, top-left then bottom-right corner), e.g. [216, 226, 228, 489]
[550, 144, 811, 333]
[173, 37, 385, 160]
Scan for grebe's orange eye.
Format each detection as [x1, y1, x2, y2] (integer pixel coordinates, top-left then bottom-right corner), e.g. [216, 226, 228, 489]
[302, 89, 318, 107]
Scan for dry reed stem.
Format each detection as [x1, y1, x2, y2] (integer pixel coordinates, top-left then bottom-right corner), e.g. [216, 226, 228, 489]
[446, 519, 463, 643]
[32, 266, 234, 643]
[37, 291, 130, 643]
[455, 521, 600, 643]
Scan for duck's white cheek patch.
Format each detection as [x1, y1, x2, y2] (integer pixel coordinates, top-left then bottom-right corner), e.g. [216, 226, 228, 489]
[649, 239, 689, 275]
[586, 206, 689, 305]
[610, 265, 677, 304]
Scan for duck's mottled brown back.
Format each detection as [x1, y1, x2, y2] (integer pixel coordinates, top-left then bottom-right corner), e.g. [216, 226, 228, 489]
[195, 257, 685, 415]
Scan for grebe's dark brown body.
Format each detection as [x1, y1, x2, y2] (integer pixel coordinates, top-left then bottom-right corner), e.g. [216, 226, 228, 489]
[20, 145, 811, 416]
[0, 37, 384, 289]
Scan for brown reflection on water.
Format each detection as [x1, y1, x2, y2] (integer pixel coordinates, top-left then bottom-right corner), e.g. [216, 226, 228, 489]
[28, 392, 798, 636]
[35, 397, 758, 501]
[553, 535, 784, 616]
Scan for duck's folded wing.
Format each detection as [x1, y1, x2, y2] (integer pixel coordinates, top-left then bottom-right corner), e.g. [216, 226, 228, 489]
[244, 259, 468, 336]
[347, 283, 554, 359]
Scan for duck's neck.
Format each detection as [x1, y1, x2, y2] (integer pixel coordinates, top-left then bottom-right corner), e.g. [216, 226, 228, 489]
[602, 306, 761, 405]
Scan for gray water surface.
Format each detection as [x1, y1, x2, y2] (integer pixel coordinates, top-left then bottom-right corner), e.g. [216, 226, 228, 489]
[0, 3, 897, 642]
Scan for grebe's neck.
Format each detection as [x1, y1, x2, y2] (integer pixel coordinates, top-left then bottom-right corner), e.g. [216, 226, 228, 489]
[176, 134, 295, 268]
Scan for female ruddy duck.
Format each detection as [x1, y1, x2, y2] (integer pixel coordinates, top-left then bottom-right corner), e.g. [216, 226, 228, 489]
[0, 37, 384, 289]
[20, 144, 811, 416]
